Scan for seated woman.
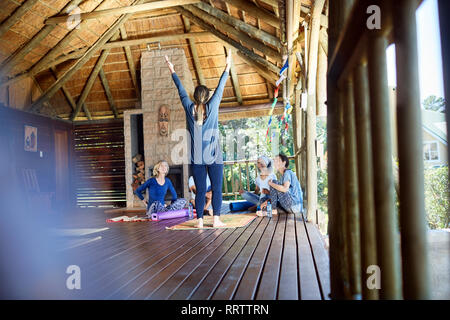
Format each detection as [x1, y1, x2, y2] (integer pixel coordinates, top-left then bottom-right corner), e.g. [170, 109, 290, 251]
[188, 174, 213, 216]
[134, 160, 187, 216]
[260, 154, 303, 216]
[239, 156, 277, 211]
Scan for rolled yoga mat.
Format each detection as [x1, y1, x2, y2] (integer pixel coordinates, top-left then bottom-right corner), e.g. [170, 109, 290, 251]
[229, 201, 254, 212]
[151, 209, 189, 221]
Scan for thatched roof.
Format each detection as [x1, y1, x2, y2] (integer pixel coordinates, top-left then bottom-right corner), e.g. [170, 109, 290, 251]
[0, 0, 315, 121]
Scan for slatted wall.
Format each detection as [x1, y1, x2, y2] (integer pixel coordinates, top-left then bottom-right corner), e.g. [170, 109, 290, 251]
[74, 120, 126, 208]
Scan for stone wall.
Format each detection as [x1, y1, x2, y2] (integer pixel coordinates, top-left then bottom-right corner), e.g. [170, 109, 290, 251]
[124, 48, 194, 207]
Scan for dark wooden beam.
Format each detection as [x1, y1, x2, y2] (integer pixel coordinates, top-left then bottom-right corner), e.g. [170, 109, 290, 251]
[184, 5, 281, 62]
[182, 17, 206, 86]
[175, 6, 280, 75]
[98, 68, 119, 118]
[119, 26, 140, 100]
[193, 1, 281, 48]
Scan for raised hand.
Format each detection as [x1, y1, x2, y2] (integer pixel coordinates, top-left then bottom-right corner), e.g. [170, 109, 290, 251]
[225, 48, 232, 72]
[165, 55, 175, 73]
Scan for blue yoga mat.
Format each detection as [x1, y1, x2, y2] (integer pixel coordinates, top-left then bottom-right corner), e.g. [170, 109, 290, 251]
[229, 201, 254, 212]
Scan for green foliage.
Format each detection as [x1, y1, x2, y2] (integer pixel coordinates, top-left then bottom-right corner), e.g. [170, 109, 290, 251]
[424, 166, 449, 229]
[422, 95, 446, 113]
[317, 168, 328, 215]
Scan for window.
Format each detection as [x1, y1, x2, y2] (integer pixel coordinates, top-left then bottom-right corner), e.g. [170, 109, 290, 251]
[423, 141, 440, 161]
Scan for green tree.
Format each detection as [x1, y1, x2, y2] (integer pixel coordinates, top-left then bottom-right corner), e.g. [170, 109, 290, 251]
[424, 166, 449, 229]
[422, 95, 446, 113]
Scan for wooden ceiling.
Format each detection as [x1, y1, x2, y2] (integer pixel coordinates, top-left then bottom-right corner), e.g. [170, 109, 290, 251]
[0, 0, 317, 121]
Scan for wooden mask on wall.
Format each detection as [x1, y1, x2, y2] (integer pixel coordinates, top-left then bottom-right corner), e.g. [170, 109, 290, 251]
[158, 104, 170, 136]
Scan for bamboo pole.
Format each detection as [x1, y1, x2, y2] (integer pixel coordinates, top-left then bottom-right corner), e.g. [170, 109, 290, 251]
[393, 0, 430, 300]
[182, 17, 206, 86]
[222, 0, 280, 29]
[0, 0, 39, 38]
[224, 48, 242, 105]
[343, 78, 362, 299]
[119, 26, 140, 101]
[99, 68, 119, 119]
[305, 0, 325, 223]
[353, 62, 378, 300]
[368, 34, 402, 300]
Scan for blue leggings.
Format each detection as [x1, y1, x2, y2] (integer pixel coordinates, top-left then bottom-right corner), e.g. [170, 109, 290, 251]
[191, 164, 223, 219]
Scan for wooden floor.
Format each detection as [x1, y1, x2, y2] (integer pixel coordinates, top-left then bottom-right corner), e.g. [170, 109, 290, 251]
[54, 208, 330, 300]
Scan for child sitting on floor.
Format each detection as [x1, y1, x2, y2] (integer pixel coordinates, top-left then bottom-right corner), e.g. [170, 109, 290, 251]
[239, 155, 277, 212]
[134, 160, 186, 217]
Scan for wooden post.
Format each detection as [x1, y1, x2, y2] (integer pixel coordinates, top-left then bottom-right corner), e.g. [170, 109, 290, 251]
[393, 0, 430, 299]
[343, 78, 362, 299]
[306, 0, 325, 223]
[119, 26, 140, 101]
[353, 62, 378, 300]
[368, 34, 402, 300]
[99, 68, 119, 119]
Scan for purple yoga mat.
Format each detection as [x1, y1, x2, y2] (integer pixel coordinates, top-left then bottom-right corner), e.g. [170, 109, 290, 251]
[151, 209, 189, 221]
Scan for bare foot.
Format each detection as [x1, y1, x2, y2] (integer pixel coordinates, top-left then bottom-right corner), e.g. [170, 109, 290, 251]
[256, 210, 266, 217]
[213, 216, 226, 228]
[272, 209, 278, 215]
[196, 218, 204, 228]
[206, 208, 213, 216]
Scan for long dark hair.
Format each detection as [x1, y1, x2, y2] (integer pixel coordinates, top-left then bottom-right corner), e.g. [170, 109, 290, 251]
[193, 85, 209, 125]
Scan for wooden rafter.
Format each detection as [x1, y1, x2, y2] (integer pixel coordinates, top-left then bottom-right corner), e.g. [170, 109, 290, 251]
[0, 0, 40, 39]
[29, 0, 146, 114]
[119, 26, 140, 100]
[50, 67, 92, 120]
[98, 68, 119, 119]
[193, 1, 281, 48]
[175, 6, 280, 76]
[45, 0, 202, 25]
[182, 17, 206, 86]
[184, 5, 281, 62]
[224, 47, 242, 104]
[0, 0, 83, 77]
[222, 0, 279, 29]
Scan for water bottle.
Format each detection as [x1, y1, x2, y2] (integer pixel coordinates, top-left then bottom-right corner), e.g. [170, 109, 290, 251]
[188, 203, 194, 219]
[266, 200, 272, 218]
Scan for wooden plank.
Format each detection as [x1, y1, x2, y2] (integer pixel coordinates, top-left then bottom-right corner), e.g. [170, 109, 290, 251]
[254, 213, 287, 299]
[210, 217, 270, 299]
[295, 216, 322, 299]
[45, 0, 202, 25]
[278, 214, 299, 299]
[129, 228, 229, 299]
[168, 217, 260, 299]
[106, 228, 216, 299]
[233, 215, 278, 299]
[188, 217, 265, 299]
[147, 228, 236, 299]
[304, 221, 331, 300]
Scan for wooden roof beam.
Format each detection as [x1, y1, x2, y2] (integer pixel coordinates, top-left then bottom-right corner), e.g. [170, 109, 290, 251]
[193, 1, 281, 48]
[45, 0, 202, 25]
[98, 68, 119, 119]
[0, 0, 40, 38]
[28, 0, 145, 114]
[183, 5, 281, 63]
[224, 47, 242, 105]
[222, 0, 280, 29]
[119, 26, 140, 101]
[175, 6, 280, 75]
[182, 17, 206, 86]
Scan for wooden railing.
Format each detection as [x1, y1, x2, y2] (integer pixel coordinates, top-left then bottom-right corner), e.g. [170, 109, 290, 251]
[222, 156, 295, 200]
